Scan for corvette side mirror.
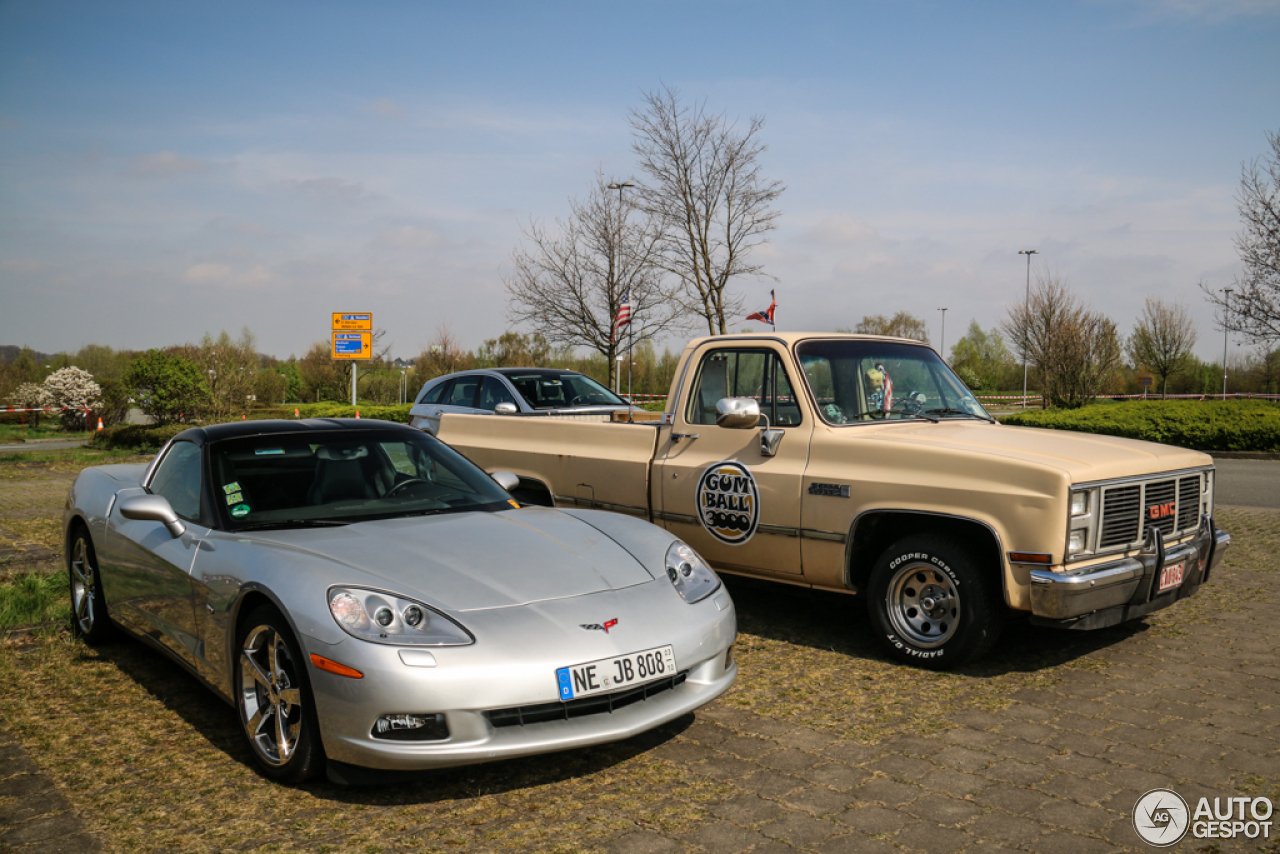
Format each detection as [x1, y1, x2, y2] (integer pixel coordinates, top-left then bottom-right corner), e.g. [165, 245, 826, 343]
[120, 494, 187, 538]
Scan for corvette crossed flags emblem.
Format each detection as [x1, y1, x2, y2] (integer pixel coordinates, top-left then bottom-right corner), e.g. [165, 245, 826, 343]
[580, 619, 619, 633]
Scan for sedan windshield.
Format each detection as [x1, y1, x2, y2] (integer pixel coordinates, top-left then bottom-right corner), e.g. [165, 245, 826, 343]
[209, 429, 514, 530]
[797, 340, 992, 424]
[505, 372, 626, 410]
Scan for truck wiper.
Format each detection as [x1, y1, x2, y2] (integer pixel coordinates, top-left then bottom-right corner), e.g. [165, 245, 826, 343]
[925, 408, 995, 423]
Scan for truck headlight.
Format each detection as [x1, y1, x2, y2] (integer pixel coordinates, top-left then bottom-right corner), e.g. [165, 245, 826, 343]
[329, 587, 473, 646]
[665, 541, 721, 603]
[1067, 486, 1097, 559]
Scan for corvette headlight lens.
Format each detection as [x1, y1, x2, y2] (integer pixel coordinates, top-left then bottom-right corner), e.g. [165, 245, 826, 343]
[664, 541, 720, 603]
[328, 587, 473, 646]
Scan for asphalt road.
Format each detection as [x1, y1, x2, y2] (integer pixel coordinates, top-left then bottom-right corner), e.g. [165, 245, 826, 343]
[0, 440, 87, 453]
[1212, 457, 1280, 509]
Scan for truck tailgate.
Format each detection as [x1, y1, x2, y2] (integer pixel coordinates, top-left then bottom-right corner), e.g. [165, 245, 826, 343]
[437, 414, 661, 518]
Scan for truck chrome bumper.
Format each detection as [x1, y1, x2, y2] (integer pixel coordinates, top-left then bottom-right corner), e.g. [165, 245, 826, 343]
[1028, 515, 1230, 629]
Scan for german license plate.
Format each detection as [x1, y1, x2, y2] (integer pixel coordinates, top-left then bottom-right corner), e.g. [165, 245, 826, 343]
[1157, 561, 1185, 594]
[556, 645, 676, 701]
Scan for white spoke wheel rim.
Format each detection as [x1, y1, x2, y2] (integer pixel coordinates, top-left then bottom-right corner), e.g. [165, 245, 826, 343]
[70, 538, 96, 635]
[238, 624, 303, 767]
[884, 562, 960, 648]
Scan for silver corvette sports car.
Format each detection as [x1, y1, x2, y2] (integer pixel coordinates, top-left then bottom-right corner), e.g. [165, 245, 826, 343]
[64, 419, 737, 784]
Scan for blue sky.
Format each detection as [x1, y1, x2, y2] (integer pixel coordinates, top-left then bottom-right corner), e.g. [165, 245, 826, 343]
[2, 0, 1278, 363]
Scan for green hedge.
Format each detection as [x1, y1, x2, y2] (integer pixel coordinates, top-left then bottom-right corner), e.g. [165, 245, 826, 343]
[1000, 400, 1280, 452]
[90, 423, 188, 452]
[89, 405, 415, 451]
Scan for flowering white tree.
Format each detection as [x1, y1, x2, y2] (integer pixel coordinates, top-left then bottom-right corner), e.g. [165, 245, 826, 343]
[39, 367, 102, 430]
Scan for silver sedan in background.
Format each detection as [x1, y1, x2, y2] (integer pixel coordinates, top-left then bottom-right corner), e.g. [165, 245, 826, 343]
[64, 418, 737, 784]
[409, 368, 640, 434]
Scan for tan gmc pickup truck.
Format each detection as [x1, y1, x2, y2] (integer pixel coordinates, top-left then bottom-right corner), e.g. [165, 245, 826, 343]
[436, 332, 1231, 669]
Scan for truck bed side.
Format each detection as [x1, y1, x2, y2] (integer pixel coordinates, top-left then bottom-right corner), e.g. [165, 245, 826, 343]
[437, 413, 662, 519]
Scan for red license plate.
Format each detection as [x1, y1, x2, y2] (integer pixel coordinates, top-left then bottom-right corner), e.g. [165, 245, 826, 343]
[1157, 561, 1185, 593]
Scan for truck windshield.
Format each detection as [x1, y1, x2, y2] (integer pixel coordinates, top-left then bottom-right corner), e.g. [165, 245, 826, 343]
[796, 340, 993, 424]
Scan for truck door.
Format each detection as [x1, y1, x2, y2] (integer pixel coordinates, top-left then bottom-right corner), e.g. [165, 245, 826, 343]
[654, 346, 808, 577]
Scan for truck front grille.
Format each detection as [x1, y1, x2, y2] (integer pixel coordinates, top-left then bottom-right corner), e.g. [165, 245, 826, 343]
[1096, 473, 1206, 553]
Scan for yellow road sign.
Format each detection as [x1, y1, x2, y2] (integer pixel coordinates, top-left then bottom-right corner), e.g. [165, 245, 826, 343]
[332, 312, 373, 331]
[332, 332, 372, 360]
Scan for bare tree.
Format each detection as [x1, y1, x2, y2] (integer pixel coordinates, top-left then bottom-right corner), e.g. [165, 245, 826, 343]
[1202, 128, 1280, 343]
[1126, 298, 1198, 396]
[630, 85, 785, 335]
[853, 312, 930, 342]
[1002, 274, 1123, 408]
[505, 172, 686, 388]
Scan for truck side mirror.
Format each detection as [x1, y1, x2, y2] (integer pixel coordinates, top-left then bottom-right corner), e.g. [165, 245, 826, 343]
[715, 398, 760, 429]
[494, 402, 517, 415]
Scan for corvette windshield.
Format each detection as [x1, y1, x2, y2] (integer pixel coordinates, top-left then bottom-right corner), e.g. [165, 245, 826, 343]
[209, 429, 514, 530]
[797, 340, 992, 424]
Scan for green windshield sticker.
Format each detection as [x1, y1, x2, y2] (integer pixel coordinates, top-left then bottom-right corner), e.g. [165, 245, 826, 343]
[255, 449, 285, 455]
[222, 482, 241, 494]
[230, 504, 250, 517]
[225, 492, 243, 505]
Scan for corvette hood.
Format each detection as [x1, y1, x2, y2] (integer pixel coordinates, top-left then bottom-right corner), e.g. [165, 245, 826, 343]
[864, 420, 1212, 482]
[238, 507, 656, 613]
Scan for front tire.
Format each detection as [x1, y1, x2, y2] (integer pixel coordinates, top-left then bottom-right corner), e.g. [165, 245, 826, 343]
[69, 527, 113, 644]
[235, 606, 325, 783]
[866, 534, 1003, 669]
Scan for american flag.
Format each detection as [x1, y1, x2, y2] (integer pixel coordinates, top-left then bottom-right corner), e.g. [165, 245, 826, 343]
[876, 363, 893, 413]
[612, 288, 632, 341]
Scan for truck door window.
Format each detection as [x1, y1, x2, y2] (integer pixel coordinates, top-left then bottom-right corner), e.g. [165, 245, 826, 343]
[685, 349, 802, 427]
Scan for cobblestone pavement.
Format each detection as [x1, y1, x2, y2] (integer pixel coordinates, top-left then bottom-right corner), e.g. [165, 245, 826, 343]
[0, 464, 1276, 854]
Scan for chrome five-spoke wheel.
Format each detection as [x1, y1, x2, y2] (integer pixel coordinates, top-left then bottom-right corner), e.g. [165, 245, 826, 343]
[235, 607, 324, 782]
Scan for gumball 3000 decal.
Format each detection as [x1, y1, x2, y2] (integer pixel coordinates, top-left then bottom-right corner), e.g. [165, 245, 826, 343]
[697, 461, 760, 545]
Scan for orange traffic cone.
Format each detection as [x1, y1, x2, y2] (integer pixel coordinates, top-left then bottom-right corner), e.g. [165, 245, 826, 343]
[355, 410, 360, 418]
[96, 418, 104, 431]
[242, 414, 246, 420]
[294, 408, 300, 418]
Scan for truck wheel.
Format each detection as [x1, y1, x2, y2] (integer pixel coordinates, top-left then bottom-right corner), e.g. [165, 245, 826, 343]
[866, 534, 1003, 669]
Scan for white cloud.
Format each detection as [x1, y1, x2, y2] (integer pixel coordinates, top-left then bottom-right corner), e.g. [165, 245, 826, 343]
[372, 226, 449, 251]
[279, 176, 373, 205]
[363, 97, 404, 118]
[127, 151, 215, 177]
[181, 263, 277, 289]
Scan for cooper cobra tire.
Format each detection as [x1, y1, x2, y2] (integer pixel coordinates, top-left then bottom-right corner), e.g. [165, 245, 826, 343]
[234, 605, 326, 783]
[68, 527, 114, 644]
[866, 534, 1003, 670]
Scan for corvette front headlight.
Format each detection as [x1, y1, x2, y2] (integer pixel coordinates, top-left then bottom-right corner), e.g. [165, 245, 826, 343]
[328, 587, 473, 646]
[665, 541, 720, 603]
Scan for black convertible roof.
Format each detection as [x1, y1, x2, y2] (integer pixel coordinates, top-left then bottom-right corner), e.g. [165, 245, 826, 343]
[172, 418, 418, 446]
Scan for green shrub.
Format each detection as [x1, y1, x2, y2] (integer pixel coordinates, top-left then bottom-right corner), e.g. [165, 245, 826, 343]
[90, 423, 188, 452]
[1000, 400, 1280, 452]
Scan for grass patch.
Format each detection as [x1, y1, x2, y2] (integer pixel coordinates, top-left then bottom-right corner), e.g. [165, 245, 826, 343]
[0, 570, 68, 629]
[1001, 399, 1280, 452]
[0, 420, 90, 443]
[0, 448, 151, 478]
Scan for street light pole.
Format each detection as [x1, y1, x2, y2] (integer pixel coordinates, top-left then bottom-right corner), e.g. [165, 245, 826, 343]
[607, 181, 636, 399]
[1222, 288, 1233, 397]
[1018, 249, 1039, 407]
[938, 307, 948, 358]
